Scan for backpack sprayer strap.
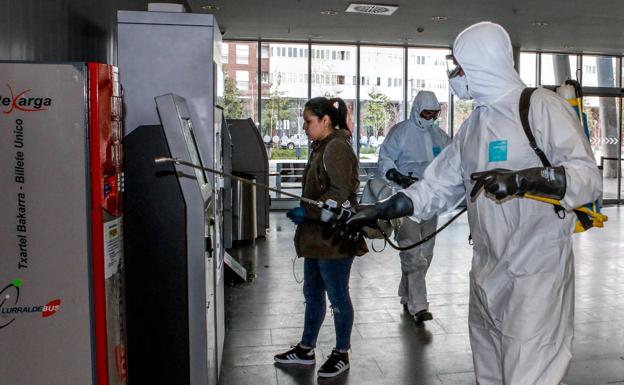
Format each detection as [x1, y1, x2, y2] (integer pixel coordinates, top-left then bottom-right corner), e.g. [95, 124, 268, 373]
[520, 88, 552, 168]
[519, 88, 594, 231]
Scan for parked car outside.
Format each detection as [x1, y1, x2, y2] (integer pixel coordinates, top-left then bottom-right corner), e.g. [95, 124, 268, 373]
[285, 133, 308, 149]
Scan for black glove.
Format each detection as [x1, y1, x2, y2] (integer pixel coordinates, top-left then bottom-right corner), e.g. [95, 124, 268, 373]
[346, 192, 414, 231]
[386, 168, 418, 188]
[470, 166, 566, 201]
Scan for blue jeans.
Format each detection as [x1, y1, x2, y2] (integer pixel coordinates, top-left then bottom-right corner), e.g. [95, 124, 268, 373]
[300, 257, 354, 351]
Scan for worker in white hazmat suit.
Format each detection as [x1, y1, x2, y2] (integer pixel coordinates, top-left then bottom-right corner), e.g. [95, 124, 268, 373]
[346, 21, 601, 385]
[377, 90, 451, 323]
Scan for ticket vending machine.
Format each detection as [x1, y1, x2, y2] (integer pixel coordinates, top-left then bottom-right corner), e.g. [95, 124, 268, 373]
[0, 62, 127, 385]
[118, 10, 225, 384]
[124, 93, 223, 385]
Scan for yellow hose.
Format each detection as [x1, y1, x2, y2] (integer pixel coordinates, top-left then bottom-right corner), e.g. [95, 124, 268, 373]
[523, 193, 609, 222]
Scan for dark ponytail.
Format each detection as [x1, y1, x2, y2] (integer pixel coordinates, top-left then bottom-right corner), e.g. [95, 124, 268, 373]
[304, 96, 349, 130]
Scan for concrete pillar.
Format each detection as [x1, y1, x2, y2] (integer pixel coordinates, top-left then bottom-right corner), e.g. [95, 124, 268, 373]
[512, 46, 521, 73]
[554, 54, 572, 85]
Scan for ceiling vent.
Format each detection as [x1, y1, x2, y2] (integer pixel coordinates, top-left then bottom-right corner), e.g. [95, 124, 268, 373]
[345, 3, 398, 16]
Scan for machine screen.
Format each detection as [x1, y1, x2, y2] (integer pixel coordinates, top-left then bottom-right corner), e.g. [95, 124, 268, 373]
[180, 117, 210, 187]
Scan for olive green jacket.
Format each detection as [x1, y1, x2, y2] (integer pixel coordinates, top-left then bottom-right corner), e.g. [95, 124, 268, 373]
[294, 129, 368, 259]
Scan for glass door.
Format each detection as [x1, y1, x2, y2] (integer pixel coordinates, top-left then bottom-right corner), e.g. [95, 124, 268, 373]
[583, 55, 622, 203]
[584, 96, 622, 202]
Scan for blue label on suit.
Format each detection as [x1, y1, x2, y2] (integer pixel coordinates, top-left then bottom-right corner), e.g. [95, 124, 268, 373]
[489, 140, 508, 162]
[432, 146, 441, 157]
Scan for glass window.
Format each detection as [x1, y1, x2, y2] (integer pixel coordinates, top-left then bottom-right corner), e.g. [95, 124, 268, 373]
[582, 56, 618, 87]
[311, 43, 358, 156]
[359, 46, 405, 166]
[222, 43, 229, 64]
[236, 44, 249, 64]
[540, 53, 577, 86]
[235, 70, 249, 90]
[407, 48, 450, 135]
[222, 41, 257, 122]
[261, 43, 309, 165]
[519, 52, 536, 87]
[260, 43, 310, 200]
[261, 44, 269, 58]
[583, 96, 620, 199]
[452, 96, 474, 133]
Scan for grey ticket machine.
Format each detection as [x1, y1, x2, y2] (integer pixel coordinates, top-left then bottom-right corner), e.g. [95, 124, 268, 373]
[124, 94, 220, 385]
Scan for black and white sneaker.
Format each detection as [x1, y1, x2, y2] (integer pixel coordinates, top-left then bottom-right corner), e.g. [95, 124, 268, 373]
[317, 349, 350, 378]
[274, 344, 315, 365]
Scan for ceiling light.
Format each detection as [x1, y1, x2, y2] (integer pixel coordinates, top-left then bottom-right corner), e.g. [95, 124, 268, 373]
[320, 9, 338, 16]
[431, 16, 447, 21]
[309, 33, 323, 39]
[563, 45, 575, 49]
[532, 21, 549, 27]
[345, 3, 399, 16]
[201, 4, 220, 10]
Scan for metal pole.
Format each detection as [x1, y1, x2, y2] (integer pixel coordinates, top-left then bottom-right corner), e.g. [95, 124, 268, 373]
[155, 157, 322, 207]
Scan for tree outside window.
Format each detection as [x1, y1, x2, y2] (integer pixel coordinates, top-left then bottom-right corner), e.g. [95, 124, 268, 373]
[261, 84, 290, 140]
[222, 75, 245, 119]
[363, 89, 395, 138]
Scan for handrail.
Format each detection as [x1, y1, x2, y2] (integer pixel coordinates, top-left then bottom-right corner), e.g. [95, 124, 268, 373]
[599, 156, 623, 170]
[271, 161, 378, 199]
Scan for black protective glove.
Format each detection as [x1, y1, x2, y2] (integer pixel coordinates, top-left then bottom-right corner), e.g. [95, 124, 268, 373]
[386, 168, 418, 188]
[346, 192, 414, 231]
[470, 166, 566, 201]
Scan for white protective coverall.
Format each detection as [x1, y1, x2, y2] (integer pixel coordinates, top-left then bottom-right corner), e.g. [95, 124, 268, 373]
[378, 91, 451, 315]
[400, 22, 602, 384]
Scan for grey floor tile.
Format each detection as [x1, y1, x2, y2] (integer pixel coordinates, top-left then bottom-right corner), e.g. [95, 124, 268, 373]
[274, 364, 317, 385]
[437, 371, 476, 385]
[434, 316, 469, 334]
[225, 329, 272, 348]
[271, 325, 345, 347]
[219, 364, 278, 385]
[563, 356, 624, 385]
[223, 345, 288, 367]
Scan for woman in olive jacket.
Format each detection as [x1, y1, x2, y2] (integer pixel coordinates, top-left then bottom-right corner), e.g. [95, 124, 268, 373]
[274, 97, 367, 378]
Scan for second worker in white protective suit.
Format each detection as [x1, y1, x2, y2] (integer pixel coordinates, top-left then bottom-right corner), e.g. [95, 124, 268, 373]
[346, 21, 602, 385]
[377, 90, 451, 324]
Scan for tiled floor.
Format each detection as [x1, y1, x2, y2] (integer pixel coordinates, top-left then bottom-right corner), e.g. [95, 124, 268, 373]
[220, 207, 624, 385]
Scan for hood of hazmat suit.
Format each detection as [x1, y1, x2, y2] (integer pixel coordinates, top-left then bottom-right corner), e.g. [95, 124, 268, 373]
[377, 90, 451, 182]
[400, 21, 602, 385]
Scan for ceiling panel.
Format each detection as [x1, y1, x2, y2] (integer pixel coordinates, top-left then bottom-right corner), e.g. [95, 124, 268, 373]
[185, 0, 624, 54]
